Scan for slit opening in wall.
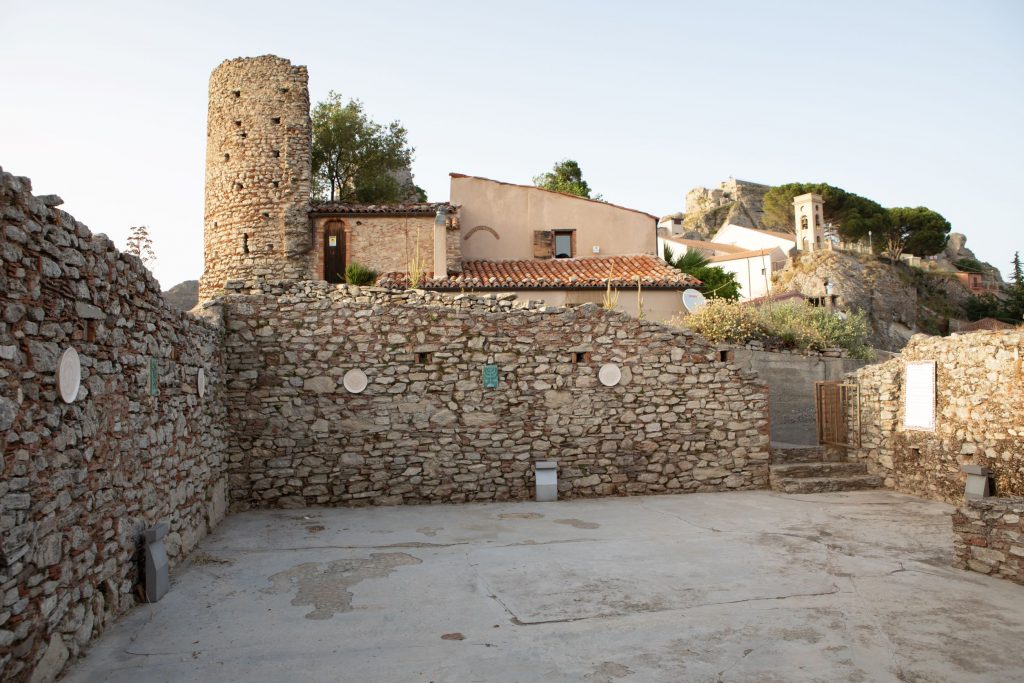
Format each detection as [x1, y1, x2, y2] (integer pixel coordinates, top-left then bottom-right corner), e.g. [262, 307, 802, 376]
[271, 117, 281, 125]
[272, 150, 280, 158]
[223, 153, 230, 162]
[234, 182, 244, 190]
[239, 131, 247, 139]
[242, 233, 249, 254]
[272, 180, 279, 188]
[262, 212, 270, 219]
[232, 90, 240, 98]
[234, 120, 241, 127]
[910, 447, 921, 459]
[572, 351, 591, 364]
[719, 350, 734, 362]
[415, 352, 433, 365]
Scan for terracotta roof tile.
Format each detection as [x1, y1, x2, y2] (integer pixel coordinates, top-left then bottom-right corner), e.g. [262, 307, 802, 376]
[310, 201, 453, 216]
[378, 255, 700, 290]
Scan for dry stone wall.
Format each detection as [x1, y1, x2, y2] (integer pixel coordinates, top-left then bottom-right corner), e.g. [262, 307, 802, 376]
[219, 281, 771, 509]
[847, 331, 1023, 504]
[953, 497, 1024, 584]
[1, 169, 227, 682]
[199, 55, 313, 302]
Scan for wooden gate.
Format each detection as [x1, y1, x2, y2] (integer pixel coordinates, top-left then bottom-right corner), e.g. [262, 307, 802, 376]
[814, 381, 860, 447]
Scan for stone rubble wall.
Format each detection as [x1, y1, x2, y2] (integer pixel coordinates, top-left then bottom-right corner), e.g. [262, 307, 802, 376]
[953, 497, 1024, 584]
[846, 331, 1024, 504]
[198, 55, 313, 302]
[1, 169, 228, 682]
[218, 281, 771, 509]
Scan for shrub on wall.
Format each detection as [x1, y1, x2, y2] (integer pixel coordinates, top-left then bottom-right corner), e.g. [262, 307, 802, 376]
[677, 299, 874, 359]
[345, 262, 378, 285]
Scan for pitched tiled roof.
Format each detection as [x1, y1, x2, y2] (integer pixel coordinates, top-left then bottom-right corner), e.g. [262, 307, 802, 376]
[378, 255, 700, 290]
[450, 173, 659, 221]
[708, 248, 780, 263]
[663, 236, 746, 254]
[310, 201, 454, 216]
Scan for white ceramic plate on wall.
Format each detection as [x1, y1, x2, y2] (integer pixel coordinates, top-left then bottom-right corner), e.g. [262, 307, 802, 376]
[343, 368, 368, 394]
[57, 347, 81, 403]
[598, 363, 622, 387]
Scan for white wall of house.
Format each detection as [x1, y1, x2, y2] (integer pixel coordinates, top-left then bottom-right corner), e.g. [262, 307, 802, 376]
[711, 224, 795, 253]
[710, 249, 785, 300]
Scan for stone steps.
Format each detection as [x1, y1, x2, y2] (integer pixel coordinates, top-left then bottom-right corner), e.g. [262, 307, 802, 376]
[770, 446, 826, 464]
[769, 443, 883, 494]
[770, 462, 869, 478]
[771, 474, 885, 494]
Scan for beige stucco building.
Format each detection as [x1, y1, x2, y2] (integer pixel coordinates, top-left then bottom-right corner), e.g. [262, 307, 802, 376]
[451, 173, 658, 261]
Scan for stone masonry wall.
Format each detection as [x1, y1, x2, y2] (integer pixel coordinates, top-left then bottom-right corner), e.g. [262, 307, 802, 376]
[952, 497, 1024, 584]
[219, 281, 771, 509]
[199, 55, 313, 302]
[1, 169, 227, 682]
[311, 215, 437, 280]
[847, 331, 1023, 504]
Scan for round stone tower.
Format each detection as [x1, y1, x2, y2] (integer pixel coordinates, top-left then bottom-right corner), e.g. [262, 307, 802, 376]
[198, 55, 313, 302]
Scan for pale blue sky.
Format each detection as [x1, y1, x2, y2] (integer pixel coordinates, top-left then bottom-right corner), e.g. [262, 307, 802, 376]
[2, 0, 1022, 286]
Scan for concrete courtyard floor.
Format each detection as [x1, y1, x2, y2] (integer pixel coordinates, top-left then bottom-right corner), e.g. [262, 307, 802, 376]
[65, 491, 1024, 683]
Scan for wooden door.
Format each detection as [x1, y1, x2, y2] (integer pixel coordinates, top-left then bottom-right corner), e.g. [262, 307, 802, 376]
[324, 221, 345, 283]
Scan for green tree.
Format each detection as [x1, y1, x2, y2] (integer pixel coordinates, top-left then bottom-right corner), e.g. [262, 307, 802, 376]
[311, 92, 416, 203]
[533, 159, 601, 199]
[880, 207, 951, 261]
[760, 183, 887, 241]
[663, 244, 741, 300]
[1005, 251, 1024, 323]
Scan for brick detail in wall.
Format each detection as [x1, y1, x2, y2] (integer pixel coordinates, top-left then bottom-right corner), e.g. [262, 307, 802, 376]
[220, 281, 772, 509]
[845, 330, 1024, 504]
[198, 55, 313, 302]
[0, 168, 228, 681]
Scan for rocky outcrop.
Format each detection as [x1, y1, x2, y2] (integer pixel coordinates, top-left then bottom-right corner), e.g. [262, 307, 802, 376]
[772, 251, 922, 351]
[671, 178, 771, 238]
[162, 279, 199, 311]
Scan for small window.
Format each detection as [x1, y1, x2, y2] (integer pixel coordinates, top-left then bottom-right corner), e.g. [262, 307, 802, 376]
[272, 180, 280, 188]
[571, 351, 590, 364]
[272, 150, 280, 158]
[223, 153, 230, 162]
[232, 90, 240, 98]
[718, 349, 734, 362]
[242, 233, 249, 254]
[271, 117, 281, 125]
[262, 212, 270, 218]
[415, 351, 433, 364]
[554, 230, 573, 258]
[279, 87, 289, 94]
[234, 182, 244, 190]
[234, 120, 242, 127]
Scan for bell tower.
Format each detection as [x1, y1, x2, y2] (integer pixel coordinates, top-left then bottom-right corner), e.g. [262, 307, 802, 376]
[198, 55, 313, 302]
[793, 193, 826, 252]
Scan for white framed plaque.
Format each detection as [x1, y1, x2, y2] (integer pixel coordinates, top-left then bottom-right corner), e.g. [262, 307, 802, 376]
[904, 361, 936, 431]
[343, 368, 368, 394]
[197, 368, 207, 398]
[57, 347, 81, 403]
[598, 363, 622, 387]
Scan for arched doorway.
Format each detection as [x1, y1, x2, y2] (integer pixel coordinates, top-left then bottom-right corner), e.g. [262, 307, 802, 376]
[323, 220, 345, 283]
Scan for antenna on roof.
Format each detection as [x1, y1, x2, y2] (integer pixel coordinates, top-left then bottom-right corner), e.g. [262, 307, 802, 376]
[682, 288, 707, 314]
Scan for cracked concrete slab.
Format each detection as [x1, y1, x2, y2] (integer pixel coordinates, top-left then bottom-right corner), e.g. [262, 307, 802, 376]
[63, 491, 1024, 682]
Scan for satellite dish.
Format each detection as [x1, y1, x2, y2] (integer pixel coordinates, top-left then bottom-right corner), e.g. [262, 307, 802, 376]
[682, 288, 707, 313]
